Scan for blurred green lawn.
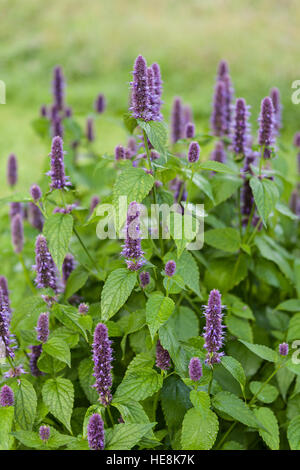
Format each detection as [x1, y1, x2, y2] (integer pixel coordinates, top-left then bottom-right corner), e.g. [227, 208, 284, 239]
[1, 0, 300, 195]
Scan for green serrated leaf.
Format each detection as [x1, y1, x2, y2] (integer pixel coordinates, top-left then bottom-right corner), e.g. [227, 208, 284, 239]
[239, 340, 279, 362]
[42, 378, 74, 432]
[250, 177, 279, 227]
[105, 423, 154, 450]
[221, 356, 246, 390]
[0, 406, 14, 450]
[146, 291, 174, 339]
[101, 268, 137, 321]
[181, 407, 219, 450]
[205, 228, 241, 253]
[287, 415, 300, 450]
[14, 379, 37, 431]
[254, 407, 279, 450]
[43, 213, 73, 273]
[115, 367, 163, 401]
[43, 336, 71, 367]
[78, 358, 99, 404]
[212, 391, 261, 428]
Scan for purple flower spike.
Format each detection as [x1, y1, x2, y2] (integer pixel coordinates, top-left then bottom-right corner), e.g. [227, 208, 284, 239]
[290, 189, 300, 216]
[147, 66, 155, 121]
[140, 271, 150, 288]
[183, 105, 193, 127]
[121, 202, 145, 271]
[185, 122, 195, 139]
[39, 425, 50, 442]
[156, 340, 171, 371]
[130, 55, 150, 121]
[7, 154, 18, 187]
[188, 141, 200, 163]
[0, 385, 14, 407]
[95, 94, 106, 114]
[92, 323, 113, 406]
[211, 81, 226, 137]
[0, 277, 11, 317]
[217, 60, 229, 79]
[10, 202, 22, 219]
[29, 344, 43, 376]
[293, 132, 300, 148]
[171, 97, 184, 144]
[62, 253, 75, 285]
[86, 117, 95, 142]
[127, 137, 138, 157]
[203, 289, 225, 366]
[28, 203, 44, 232]
[51, 115, 64, 138]
[165, 260, 176, 277]
[64, 106, 72, 118]
[279, 342, 289, 356]
[270, 87, 282, 135]
[11, 214, 24, 254]
[48, 136, 70, 190]
[115, 145, 126, 161]
[230, 98, 251, 156]
[189, 357, 202, 381]
[36, 313, 49, 343]
[79, 303, 89, 315]
[211, 140, 227, 163]
[30, 184, 42, 201]
[0, 288, 15, 359]
[33, 235, 57, 292]
[52, 66, 65, 111]
[258, 97, 275, 159]
[90, 195, 100, 213]
[87, 413, 105, 450]
[151, 63, 163, 121]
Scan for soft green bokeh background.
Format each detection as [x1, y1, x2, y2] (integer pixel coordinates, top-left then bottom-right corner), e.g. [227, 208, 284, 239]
[1, 0, 300, 194]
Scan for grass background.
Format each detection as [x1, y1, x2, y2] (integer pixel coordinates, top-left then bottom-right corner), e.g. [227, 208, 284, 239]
[1, 0, 300, 194]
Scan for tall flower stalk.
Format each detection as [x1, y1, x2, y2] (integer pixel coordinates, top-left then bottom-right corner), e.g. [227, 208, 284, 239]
[203, 289, 225, 366]
[92, 323, 113, 406]
[121, 202, 145, 271]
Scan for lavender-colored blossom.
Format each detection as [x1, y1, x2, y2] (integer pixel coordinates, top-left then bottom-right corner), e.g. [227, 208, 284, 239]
[211, 140, 227, 163]
[222, 74, 234, 135]
[0, 288, 15, 359]
[290, 189, 300, 216]
[30, 184, 42, 201]
[50, 104, 58, 121]
[279, 342, 289, 356]
[203, 289, 225, 366]
[188, 141, 200, 163]
[140, 271, 150, 288]
[165, 260, 176, 277]
[0, 385, 14, 407]
[33, 235, 57, 291]
[28, 202, 44, 232]
[51, 115, 64, 138]
[92, 323, 113, 406]
[39, 425, 50, 442]
[10, 202, 22, 219]
[240, 152, 258, 224]
[151, 62, 163, 120]
[171, 97, 184, 144]
[36, 313, 49, 343]
[87, 413, 105, 450]
[79, 303, 89, 315]
[185, 122, 195, 139]
[53, 203, 76, 214]
[189, 357, 203, 381]
[48, 136, 70, 190]
[86, 117, 95, 142]
[156, 340, 171, 371]
[127, 137, 137, 157]
[40, 105, 47, 118]
[183, 105, 193, 127]
[11, 214, 24, 254]
[147, 66, 155, 121]
[29, 344, 43, 376]
[121, 202, 145, 271]
[258, 97, 275, 159]
[211, 81, 226, 137]
[95, 93, 106, 113]
[293, 132, 300, 148]
[217, 60, 229, 79]
[270, 87, 282, 135]
[90, 195, 100, 213]
[230, 98, 251, 156]
[115, 145, 125, 161]
[7, 154, 18, 187]
[52, 66, 65, 111]
[62, 254, 75, 285]
[130, 55, 150, 121]
[0, 277, 11, 317]
[4, 365, 25, 378]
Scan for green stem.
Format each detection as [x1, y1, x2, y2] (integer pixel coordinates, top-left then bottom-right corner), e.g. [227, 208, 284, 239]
[152, 390, 160, 420]
[18, 253, 36, 294]
[215, 422, 237, 450]
[73, 226, 99, 273]
[249, 361, 287, 406]
[107, 406, 114, 427]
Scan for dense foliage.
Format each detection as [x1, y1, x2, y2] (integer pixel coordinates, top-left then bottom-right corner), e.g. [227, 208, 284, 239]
[0, 56, 300, 451]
